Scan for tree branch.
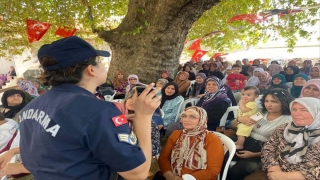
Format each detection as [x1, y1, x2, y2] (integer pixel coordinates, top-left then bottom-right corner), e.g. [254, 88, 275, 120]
[82, 0, 95, 32]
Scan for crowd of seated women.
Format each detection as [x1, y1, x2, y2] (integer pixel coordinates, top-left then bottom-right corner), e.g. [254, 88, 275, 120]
[0, 58, 319, 180]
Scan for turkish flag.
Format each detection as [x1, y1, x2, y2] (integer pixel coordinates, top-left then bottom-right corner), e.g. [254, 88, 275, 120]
[191, 49, 208, 62]
[55, 26, 77, 38]
[26, 19, 51, 43]
[112, 114, 128, 127]
[188, 39, 202, 50]
[212, 52, 228, 59]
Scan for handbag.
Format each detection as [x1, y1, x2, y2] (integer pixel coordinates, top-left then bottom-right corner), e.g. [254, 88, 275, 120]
[216, 126, 236, 138]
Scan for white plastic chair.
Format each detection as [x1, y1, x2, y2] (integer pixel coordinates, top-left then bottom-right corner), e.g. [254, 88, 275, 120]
[210, 131, 236, 180]
[174, 98, 199, 122]
[104, 90, 116, 101]
[219, 106, 239, 127]
[182, 174, 196, 180]
[185, 80, 196, 96]
[160, 109, 165, 118]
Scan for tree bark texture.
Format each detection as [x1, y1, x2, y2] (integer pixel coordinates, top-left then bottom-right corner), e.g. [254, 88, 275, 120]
[98, 0, 219, 83]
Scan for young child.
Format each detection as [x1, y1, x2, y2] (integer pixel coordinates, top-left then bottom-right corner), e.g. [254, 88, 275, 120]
[235, 86, 259, 149]
[227, 64, 247, 93]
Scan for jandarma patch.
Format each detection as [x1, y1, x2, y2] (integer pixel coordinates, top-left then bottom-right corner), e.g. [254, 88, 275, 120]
[117, 132, 137, 145]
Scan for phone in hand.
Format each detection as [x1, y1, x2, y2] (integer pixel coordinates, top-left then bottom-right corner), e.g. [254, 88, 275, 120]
[135, 86, 161, 96]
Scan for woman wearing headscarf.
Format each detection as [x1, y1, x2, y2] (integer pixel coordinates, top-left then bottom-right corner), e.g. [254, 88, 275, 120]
[299, 79, 320, 99]
[246, 68, 264, 87]
[299, 60, 313, 75]
[207, 63, 224, 80]
[155, 78, 169, 89]
[174, 71, 190, 98]
[267, 64, 284, 76]
[17, 80, 40, 98]
[252, 59, 261, 67]
[290, 74, 309, 98]
[183, 64, 196, 81]
[310, 66, 320, 79]
[161, 71, 173, 82]
[198, 63, 210, 76]
[0, 89, 27, 122]
[284, 66, 300, 83]
[189, 73, 206, 98]
[160, 82, 184, 128]
[257, 71, 272, 95]
[269, 74, 289, 90]
[125, 74, 144, 96]
[196, 76, 231, 131]
[31, 79, 47, 95]
[248, 97, 320, 180]
[158, 106, 224, 180]
[0, 74, 7, 86]
[113, 71, 128, 99]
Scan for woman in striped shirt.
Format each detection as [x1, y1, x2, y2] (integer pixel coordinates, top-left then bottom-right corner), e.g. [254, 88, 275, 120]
[227, 88, 294, 180]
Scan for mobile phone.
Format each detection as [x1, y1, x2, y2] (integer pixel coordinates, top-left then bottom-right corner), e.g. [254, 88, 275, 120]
[135, 86, 160, 96]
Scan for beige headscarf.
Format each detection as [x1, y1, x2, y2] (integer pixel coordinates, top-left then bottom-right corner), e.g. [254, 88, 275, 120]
[171, 106, 208, 176]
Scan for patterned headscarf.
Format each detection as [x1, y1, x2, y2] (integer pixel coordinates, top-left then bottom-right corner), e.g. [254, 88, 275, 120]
[282, 97, 320, 164]
[203, 76, 227, 103]
[268, 64, 283, 76]
[257, 71, 271, 90]
[300, 79, 320, 99]
[17, 80, 39, 98]
[171, 106, 208, 176]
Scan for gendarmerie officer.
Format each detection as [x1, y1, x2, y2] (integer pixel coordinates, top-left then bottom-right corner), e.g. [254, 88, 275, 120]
[19, 36, 161, 179]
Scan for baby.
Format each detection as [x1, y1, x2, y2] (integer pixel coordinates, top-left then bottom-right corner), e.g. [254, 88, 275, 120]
[235, 86, 260, 149]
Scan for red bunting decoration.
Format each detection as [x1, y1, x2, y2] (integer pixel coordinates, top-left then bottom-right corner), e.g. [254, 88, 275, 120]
[212, 52, 228, 59]
[188, 39, 202, 50]
[26, 19, 51, 43]
[191, 49, 208, 62]
[229, 14, 266, 24]
[55, 26, 77, 38]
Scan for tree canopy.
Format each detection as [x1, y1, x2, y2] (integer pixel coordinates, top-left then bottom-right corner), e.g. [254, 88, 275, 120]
[0, 0, 319, 82]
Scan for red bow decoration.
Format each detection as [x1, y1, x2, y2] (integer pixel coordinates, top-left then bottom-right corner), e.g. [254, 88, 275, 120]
[188, 39, 202, 50]
[26, 19, 51, 43]
[55, 26, 77, 38]
[229, 14, 266, 24]
[191, 49, 208, 62]
[212, 52, 228, 59]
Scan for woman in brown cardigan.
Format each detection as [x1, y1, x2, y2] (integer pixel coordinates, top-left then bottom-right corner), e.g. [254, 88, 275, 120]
[174, 71, 190, 98]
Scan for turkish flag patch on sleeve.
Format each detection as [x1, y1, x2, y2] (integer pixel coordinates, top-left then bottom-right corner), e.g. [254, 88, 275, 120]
[112, 114, 128, 127]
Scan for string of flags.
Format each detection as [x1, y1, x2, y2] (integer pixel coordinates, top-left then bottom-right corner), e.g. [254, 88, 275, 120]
[186, 5, 320, 62]
[26, 19, 77, 43]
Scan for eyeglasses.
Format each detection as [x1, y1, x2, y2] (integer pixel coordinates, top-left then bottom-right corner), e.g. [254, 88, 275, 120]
[180, 114, 199, 120]
[129, 79, 137, 81]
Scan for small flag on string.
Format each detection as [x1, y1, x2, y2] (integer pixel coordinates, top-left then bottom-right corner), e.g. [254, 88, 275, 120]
[55, 26, 77, 38]
[191, 49, 208, 62]
[188, 39, 202, 50]
[26, 19, 51, 43]
[212, 52, 228, 59]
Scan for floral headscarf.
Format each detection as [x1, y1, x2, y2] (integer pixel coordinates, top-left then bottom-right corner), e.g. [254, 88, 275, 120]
[257, 71, 271, 91]
[171, 106, 208, 176]
[18, 80, 39, 98]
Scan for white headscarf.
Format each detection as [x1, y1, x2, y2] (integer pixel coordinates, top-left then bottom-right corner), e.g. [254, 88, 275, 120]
[246, 68, 264, 87]
[282, 97, 320, 164]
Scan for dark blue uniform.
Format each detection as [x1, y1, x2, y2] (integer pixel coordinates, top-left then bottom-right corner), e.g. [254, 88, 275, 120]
[19, 84, 145, 179]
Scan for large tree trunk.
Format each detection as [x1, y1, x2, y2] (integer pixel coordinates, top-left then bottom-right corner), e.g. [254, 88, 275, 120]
[98, 0, 219, 83]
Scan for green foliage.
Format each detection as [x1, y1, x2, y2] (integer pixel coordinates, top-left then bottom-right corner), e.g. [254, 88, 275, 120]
[187, 0, 320, 54]
[0, 0, 319, 60]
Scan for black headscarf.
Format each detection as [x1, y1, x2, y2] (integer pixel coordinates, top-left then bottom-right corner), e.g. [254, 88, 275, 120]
[285, 66, 299, 82]
[160, 82, 179, 108]
[1, 89, 27, 118]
